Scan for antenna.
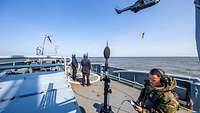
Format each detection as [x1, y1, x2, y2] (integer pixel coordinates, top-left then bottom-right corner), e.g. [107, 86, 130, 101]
[41, 34, 53, 55]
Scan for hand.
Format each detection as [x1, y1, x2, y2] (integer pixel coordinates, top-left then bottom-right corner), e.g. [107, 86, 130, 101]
[136, 100, 141, 106]
[134, 105, 142, 113]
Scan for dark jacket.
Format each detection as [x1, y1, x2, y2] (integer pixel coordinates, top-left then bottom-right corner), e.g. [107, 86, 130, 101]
[81, 57, 91, 74]
[71, 56, 78, 70]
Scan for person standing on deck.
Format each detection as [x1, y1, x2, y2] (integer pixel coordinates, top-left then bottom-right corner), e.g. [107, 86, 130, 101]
[71, 54, 78, 81]
[134, 68, 179, 113]
[81, 54, 91, 86]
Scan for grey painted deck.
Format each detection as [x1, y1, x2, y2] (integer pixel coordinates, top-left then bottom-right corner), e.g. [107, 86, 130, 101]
[71, 73, 192, 113]
[0, 71, 81, 113]
[0, 70, 193, 113]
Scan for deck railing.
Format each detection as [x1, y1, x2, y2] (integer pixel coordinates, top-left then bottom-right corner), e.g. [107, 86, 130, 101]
[91, 63, 200, 112]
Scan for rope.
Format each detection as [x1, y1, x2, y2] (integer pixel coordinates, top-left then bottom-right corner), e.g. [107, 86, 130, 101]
[116, 100, 130, 113]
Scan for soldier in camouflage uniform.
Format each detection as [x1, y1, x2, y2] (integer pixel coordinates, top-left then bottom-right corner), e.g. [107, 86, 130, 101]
[134, 68, 179, 113]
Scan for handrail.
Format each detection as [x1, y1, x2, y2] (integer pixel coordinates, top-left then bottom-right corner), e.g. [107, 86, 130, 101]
[91, 63, 200, 112]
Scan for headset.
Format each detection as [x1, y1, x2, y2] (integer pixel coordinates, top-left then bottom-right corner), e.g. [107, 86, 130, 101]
[150, 68, 172, 86]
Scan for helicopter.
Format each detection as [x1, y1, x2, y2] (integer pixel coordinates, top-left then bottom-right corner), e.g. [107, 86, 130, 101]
[115, 0, 160, 14]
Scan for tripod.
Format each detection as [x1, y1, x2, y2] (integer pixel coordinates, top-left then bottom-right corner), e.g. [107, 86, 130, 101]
[100, 43, 113, 113]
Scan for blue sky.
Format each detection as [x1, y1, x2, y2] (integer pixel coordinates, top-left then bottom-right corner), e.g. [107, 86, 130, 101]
[0, 0, 196, 57]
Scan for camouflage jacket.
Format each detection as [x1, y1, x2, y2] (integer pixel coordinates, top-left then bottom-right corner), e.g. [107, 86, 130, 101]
[137, 78, 179, 113]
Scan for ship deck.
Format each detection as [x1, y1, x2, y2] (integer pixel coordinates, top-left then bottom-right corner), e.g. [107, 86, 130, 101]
[0, 70, 194, 113]
[71, 72, 192, 113]
[0, 71, 81, 113]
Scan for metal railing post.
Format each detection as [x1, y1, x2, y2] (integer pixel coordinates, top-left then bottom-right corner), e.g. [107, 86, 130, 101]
[118, 72, 121, 81]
